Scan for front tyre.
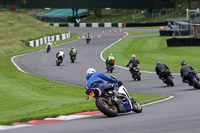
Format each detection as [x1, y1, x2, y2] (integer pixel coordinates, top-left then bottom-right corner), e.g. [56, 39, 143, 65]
[131, 99, 142, 113]
[96, 97, 118, 117]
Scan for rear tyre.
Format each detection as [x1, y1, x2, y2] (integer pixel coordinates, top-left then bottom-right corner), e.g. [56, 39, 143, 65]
[110, 69, 113, 73]
[56, 62, 60, 66]
[192, 77, 200, 89]
[137, 74, 141, 81]
[96, 97, 118, 117]
[167, 77, 174, 87]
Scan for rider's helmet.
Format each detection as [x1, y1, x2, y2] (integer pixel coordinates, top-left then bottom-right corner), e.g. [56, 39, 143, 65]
[132, 54, 136, 58]
[87, 68, 96, 75]
[60, 49, 63, 51]
[157, 60, 161, 65]
[110, 53, 113, 56]
[181, 61, 187, 66]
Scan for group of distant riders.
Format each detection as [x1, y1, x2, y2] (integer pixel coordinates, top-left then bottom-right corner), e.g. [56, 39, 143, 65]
[46, 38, 199, 89]
[46, 40, 77, 65]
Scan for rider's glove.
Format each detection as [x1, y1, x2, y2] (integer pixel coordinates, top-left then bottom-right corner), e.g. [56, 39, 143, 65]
[117, 80, 123, 86]
[126, 65, 129, 67]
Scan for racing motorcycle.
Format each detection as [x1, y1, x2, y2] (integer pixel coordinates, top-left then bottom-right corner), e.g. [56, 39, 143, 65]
[86, 81, 142, 117]
[70, 55, 76, 63]
[46, 45, 51, 53]
[129, 66, 141, 81]
[106, 61, 115, 73]
[184, 71, 200, 89]
[159, 69, 174, 87]
[56, 56, 63, 66]
[86, 38, 91, 44]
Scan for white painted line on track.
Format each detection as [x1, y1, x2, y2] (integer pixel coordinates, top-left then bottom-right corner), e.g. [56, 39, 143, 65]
[142, 96, 174, 106]
[11, 56, 28, 73]
[44, 115, 92, 121]
[0, 125, 33, 131]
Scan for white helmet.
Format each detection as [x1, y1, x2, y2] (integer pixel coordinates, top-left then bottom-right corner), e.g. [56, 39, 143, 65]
[87, 68, 96, 75]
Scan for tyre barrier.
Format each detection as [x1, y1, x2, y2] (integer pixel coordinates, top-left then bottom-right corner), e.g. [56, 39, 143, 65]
[166, 38, 200, 47]
[25, 32, 71, 47]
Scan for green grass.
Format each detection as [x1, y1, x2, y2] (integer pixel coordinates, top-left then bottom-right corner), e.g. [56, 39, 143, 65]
[102, 36, 200, 73]
[0, 11, 169, 125]
[128, 31, 159, 36]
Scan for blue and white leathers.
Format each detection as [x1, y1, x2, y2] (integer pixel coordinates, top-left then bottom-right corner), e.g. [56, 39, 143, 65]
[86, 72, 117, 89]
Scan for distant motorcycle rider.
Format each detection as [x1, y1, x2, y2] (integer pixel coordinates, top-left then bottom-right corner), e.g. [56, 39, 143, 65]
[126, 54, 140, 77]
[106, 53, 115, 69]
[155, 61, 173, 80]
[180, 61, 199, 84]
[85, 68, 122, 97]
[86, 33, 92, 39]
[46, 40, 53, 49]
[56, 49, 65, 60]
[69, 47, 77, 60]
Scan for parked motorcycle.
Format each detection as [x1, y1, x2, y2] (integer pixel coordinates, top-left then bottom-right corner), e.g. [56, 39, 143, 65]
[56, 56, 63, 66]
[46, 45, 51, 53]
[107, 61, 115, 73]
[185, 71, 200, 89]
[130, 66, 141, 81]
[159, 69, 174, 87]
[86, 81, 142, 117]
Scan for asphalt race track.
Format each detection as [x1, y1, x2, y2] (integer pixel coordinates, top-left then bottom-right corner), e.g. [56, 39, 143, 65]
[4, 28, 200, 133]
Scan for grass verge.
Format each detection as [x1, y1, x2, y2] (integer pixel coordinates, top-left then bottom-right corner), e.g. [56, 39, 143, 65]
[128, 31, 159, 36]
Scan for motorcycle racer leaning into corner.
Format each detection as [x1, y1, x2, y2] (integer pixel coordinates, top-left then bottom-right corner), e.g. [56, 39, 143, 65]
[180, 61, 199, 85]
[56, 49, 65, 59]
[85, 68, 122, 97]
[46, 40, 53, 49]
[126, 54, 140, 77]
[155, 60, 173, 79]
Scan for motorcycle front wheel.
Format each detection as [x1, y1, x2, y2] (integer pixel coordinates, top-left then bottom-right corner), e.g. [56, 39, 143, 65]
[130, 98, 142, 113]
[96, 97, 118, 117]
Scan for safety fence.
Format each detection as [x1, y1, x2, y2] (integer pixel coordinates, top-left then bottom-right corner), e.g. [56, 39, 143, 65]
[167, 38, 200, 47]
[50, 21, 167, 28]
[159, 30, 191, 36]
[50, 23, 123, 28]
[26, 32, 71, 47]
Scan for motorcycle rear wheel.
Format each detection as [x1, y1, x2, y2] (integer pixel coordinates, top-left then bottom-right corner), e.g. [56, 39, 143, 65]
[96, 97, 118, 117]
[192, 77, 200, 89]
[137, 74, 141, 81]
[166, 77, 174, 87]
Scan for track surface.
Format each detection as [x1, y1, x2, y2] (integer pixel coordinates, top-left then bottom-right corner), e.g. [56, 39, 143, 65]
[4, 28, 200, 133]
